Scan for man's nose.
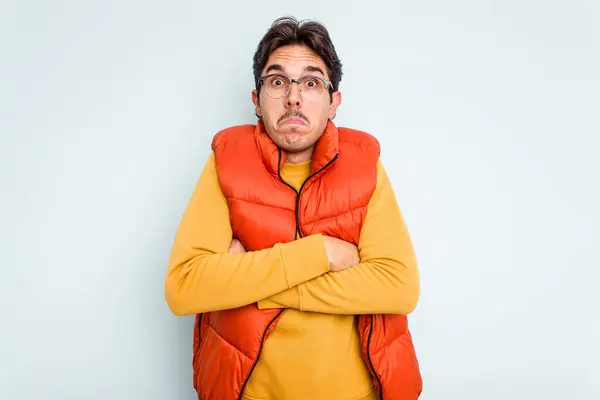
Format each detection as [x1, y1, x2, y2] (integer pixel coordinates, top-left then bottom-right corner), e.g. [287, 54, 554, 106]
[286, 82, 302, 107]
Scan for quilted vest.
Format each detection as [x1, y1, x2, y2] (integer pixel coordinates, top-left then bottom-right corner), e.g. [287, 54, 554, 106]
[192, 120, 422, 400]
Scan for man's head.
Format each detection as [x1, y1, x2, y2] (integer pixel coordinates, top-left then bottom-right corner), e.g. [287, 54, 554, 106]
[252, 17, 343, 163]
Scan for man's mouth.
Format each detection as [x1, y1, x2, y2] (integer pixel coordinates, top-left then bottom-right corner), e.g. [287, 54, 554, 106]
[281, 117, 306, 125]
[279, 110, 308, 125]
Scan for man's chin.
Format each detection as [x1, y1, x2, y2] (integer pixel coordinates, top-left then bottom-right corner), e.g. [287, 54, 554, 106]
[280, 142, 312, 154]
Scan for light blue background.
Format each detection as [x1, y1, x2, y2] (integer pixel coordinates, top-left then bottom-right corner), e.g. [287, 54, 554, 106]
[2, 1, 599, 399]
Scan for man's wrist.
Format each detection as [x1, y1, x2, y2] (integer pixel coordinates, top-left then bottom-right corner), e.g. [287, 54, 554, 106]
[279, 234, 330, 287]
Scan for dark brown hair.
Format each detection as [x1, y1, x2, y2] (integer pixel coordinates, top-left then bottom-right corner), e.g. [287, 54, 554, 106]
[252, 16, 343, 100]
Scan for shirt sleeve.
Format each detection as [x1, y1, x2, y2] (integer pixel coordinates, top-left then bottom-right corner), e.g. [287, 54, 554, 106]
[165, 152, 330, 316]
[257, 160, 420, 315]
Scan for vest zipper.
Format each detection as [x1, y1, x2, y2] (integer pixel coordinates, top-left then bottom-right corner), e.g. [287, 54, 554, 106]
[236, 151, 341, 399]
[367, 316, 384, 399]
[277, 150, 340, 238]
[194, 313, 203, 393]
[276, 150, 302, 238]
[237, 309, 284, 400]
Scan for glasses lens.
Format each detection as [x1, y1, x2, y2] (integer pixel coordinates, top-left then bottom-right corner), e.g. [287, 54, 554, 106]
[300, 77, 326, 99]
[263, 75, 289, 99]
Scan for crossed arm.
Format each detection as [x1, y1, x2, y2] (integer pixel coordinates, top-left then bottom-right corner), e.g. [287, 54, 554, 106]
[165, 152, 419, 316]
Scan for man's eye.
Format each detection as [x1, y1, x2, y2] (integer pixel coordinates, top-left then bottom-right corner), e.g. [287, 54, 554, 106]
[304, 79, 321, 88]
[273, 79, 283, 86]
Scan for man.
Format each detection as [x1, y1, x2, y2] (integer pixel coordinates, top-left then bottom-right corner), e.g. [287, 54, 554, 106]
[165, 16, 422, 400]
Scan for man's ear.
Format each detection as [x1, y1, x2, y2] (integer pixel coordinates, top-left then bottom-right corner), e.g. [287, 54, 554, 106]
[252, 90, 262, 118]
[329, 91, 342, 119]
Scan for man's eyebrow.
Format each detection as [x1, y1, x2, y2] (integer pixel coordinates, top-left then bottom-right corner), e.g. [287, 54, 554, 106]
[304, 66, 325, 76]
[264, 64, 326, 76]
[265, 64, 285, 74]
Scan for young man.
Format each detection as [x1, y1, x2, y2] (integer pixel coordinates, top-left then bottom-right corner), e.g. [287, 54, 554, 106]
[165, 16, 422, 400]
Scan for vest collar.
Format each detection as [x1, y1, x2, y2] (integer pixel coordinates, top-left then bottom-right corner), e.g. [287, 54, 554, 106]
[255, 119, 340, 176]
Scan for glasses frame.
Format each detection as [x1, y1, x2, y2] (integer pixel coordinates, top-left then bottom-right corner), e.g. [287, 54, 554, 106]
[257, 73, 333, 99]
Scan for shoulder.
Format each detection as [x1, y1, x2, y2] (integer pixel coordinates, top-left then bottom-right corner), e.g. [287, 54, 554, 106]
[211, 124, 256, 150]
[337, 126, 381, 161]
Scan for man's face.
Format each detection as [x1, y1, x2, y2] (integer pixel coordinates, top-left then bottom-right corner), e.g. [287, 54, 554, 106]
[252, 45, 342, 160]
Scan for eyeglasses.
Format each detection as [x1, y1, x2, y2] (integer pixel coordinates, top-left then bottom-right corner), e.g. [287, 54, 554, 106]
[258, 74, 333, 100]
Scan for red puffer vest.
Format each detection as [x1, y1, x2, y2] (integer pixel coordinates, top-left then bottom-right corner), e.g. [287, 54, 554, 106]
[192, 120, 422, 400]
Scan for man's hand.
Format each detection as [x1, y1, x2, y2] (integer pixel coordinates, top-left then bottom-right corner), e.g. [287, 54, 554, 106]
[323, 236, 360, 272]
[228, 238, 246, 254]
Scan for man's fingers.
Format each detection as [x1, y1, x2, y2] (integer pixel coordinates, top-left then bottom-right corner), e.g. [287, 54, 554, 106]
[228, 238, 247, 254]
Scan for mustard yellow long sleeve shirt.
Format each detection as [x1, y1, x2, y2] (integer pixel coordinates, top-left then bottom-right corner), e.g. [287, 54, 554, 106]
[165, 152, 420, 400]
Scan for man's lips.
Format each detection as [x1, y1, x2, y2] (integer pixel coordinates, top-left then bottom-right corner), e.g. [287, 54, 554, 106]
[281, 117, 306, 125]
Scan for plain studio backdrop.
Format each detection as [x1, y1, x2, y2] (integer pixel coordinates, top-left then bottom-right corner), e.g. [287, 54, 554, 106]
[1, 1, 599, 399]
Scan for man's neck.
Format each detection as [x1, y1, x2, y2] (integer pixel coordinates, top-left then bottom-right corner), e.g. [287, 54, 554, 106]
[285, 146, 314, 164]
